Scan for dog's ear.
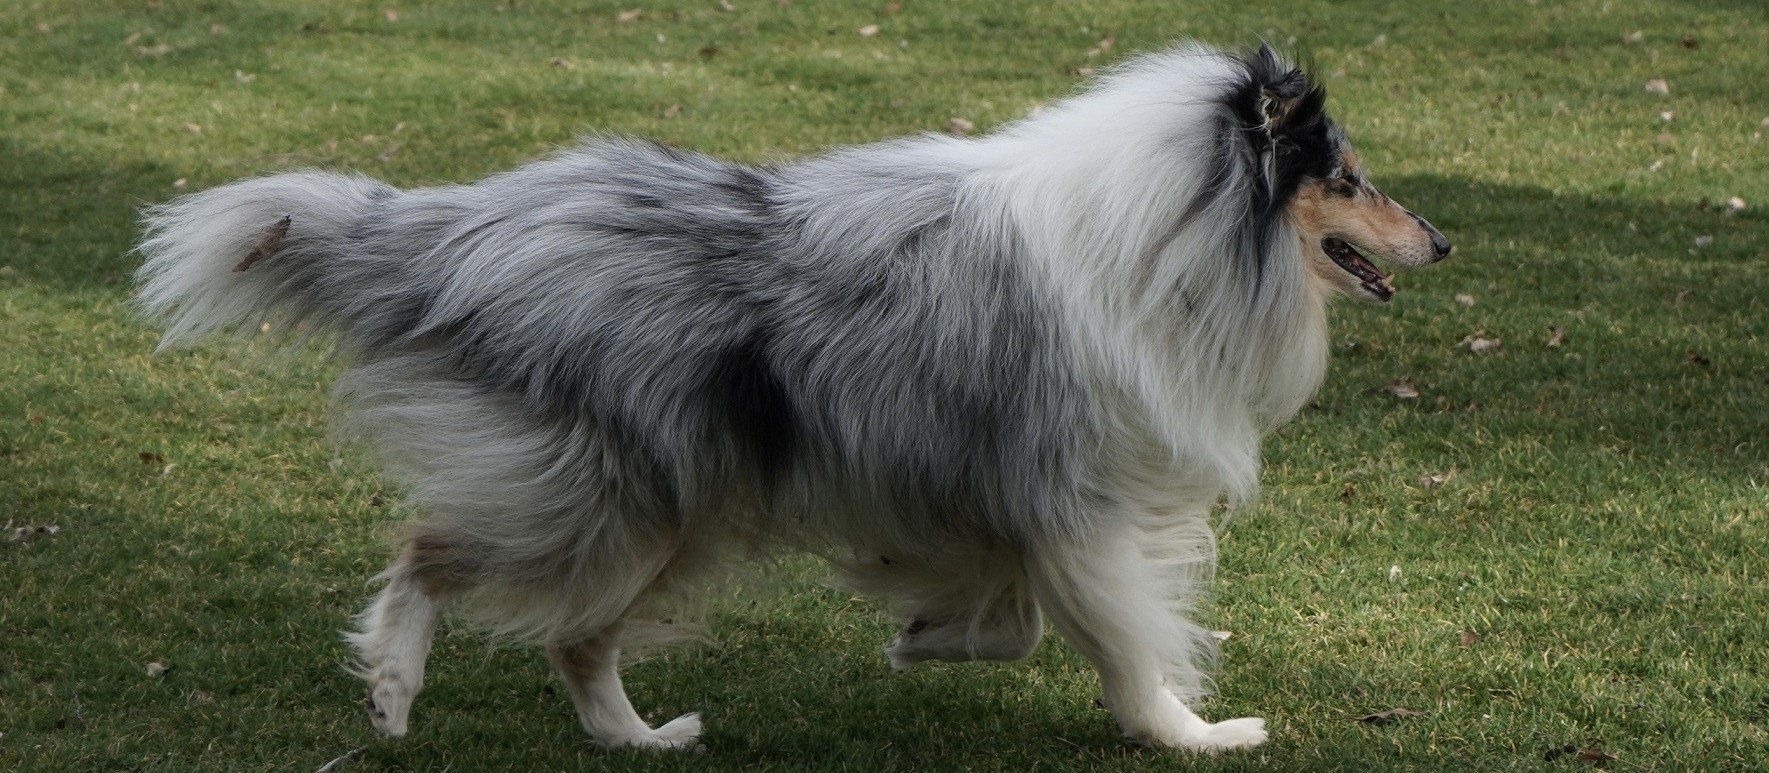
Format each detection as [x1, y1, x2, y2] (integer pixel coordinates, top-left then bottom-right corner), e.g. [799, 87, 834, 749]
[1224, 43, 1335, 213]
[1251, 43, 1311, 130]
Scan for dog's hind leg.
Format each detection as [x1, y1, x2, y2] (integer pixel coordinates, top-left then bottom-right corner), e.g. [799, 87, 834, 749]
[842, 551, 1044, 669]
[547, 622, 702, 751]
[1024, 525, 1266, 752]
[884, 573, 1044, 669]
[347, 531, 471, 738]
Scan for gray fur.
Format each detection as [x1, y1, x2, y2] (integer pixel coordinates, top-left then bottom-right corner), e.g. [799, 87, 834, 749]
[140, 136, 1101, 599]
[135, 43, 1370, 750]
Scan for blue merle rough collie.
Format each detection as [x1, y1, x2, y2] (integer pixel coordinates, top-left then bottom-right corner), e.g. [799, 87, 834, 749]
[136, 42, 1449, 752]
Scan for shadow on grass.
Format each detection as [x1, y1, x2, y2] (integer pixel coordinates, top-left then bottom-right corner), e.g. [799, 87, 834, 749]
[1311, 173, 1766, 485]
[0, 138, 176, 289]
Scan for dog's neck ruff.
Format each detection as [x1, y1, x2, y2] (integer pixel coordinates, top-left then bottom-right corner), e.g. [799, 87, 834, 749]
[962, 45, 1334, 501]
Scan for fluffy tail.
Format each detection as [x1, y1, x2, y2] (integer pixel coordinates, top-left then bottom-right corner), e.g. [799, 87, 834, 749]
[135, 171, 402, 348]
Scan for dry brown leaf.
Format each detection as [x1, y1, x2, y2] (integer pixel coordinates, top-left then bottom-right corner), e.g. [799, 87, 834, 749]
[947, 117, 974, 136]
[616, 8, 642, 22]
[1644, 79, 1669, 96]
[1546, 326, 1567, 348]
[233, 215, 290, 272]
[1622, 30, 1644, 45]
[660, 103, 682, 119]
[1340, 482, 1356, 499]
[140, 451, 166, 465]
[858, 24, 880, 38]
[883, 2, 903, 14]
[1459, 628, 1479, 646]
[1454, 293, 1475, 307]
[382, 9, 398, 22]
[190, 690, 215, 704]
[550, 57, 574, 70]
[146, 661, 171, 677]
[184, 122, 202, 134]
[1384, 379, 1420, 400]
[1420, 472, 1450, 489]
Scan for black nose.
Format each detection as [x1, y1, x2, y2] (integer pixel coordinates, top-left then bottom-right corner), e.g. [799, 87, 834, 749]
[1410, 212, 1452, 260]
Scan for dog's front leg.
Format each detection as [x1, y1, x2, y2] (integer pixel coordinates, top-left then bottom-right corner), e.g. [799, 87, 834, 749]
[1023, 527, 1266, 751]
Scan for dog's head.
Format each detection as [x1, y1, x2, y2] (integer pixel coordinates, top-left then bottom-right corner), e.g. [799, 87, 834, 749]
[1230, 44, 1451, 302]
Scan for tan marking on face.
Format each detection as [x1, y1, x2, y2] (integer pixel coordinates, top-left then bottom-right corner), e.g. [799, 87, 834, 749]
[1291, 183, 1370, 298]
[1291, 154, 1445, 302]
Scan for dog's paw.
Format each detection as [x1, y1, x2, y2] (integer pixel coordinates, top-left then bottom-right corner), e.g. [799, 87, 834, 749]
[883, 620, 933, 670]
[602, 713, 704, 752]
[364, 681, 415, 738]
[1178, 716, 1267, 752]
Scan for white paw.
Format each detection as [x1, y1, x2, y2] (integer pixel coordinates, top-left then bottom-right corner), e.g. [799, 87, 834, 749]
[1180, 716, 1267, 752]
[365, 678, 416, 738]
[606, 713, 704, 752]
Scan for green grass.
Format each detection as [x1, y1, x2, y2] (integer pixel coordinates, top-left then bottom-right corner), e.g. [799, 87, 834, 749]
[4, 0, 1766, 769]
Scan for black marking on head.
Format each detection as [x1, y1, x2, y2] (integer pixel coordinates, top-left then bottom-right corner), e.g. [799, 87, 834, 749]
[1214, 44, 1343, 292]
[1225, 44, 1339, 207]
[713, 326, 798, 483]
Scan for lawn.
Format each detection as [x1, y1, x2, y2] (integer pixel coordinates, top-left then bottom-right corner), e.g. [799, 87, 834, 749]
[3, 0, 1765, 770]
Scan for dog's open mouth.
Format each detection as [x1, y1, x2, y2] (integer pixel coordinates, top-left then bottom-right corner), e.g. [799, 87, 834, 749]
[1323, 238, 1394, 301]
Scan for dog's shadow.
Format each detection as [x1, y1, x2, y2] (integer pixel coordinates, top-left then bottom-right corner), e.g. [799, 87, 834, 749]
[1323, 173, 1765, 480]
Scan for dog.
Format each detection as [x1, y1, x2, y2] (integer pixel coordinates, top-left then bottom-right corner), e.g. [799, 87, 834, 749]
[135, 42, 1449, 752]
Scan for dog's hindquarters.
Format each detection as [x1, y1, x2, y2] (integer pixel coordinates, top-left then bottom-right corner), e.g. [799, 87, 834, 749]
[338, 351, 722, 746]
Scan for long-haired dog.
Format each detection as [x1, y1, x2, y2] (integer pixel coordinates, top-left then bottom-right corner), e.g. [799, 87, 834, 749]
[136, 42, 1448, 751]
